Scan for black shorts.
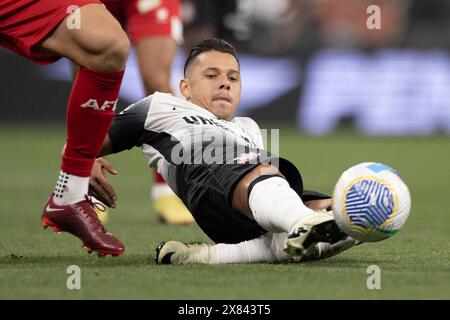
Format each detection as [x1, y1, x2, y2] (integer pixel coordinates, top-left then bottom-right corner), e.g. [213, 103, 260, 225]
[169, 148, 314, 244]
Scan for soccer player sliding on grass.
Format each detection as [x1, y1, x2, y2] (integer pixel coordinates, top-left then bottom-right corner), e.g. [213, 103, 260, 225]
[90, 38, 358, 263]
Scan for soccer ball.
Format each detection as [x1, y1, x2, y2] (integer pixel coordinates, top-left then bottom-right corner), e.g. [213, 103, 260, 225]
[332, 162, 411, 242]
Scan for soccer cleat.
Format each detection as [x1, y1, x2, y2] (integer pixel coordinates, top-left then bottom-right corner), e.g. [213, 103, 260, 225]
[155, 241, 210, 265]
[42, 194, 125, 256]
[283, 212, 347, 262]
[302, 236, 359, 261]
[154, 194, 195, 225]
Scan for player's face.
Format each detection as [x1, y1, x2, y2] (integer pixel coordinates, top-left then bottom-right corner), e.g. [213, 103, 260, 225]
[181, 51, 241, 120]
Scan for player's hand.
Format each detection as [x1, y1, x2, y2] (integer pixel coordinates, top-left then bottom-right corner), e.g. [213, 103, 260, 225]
[89, 157, 118, 208]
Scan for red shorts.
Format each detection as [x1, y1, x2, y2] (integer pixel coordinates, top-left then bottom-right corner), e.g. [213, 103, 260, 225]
[0, 0, 101, 64]
[103, 0, 182, 45]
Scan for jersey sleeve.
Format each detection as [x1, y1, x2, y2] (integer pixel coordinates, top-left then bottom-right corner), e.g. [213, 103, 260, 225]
[108, 96, 152, 153]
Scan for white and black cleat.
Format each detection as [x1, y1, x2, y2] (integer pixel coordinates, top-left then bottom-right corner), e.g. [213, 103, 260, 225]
[284, 213, 347, 262]
[155, 241, 210, 265]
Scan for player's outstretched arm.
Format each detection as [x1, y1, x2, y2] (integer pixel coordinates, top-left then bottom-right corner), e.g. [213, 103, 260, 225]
[98, 135, 114, 157]
[89, 94, 147, 207]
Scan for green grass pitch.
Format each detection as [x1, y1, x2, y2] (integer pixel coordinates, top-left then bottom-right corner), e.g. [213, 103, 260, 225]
[0, 124, 449, 299]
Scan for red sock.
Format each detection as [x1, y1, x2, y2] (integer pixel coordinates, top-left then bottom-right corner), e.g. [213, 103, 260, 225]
[62, 68, 124, 177]
[154, 170, 166, 184]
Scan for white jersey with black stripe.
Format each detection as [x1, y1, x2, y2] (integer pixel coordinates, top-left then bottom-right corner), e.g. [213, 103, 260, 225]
[109, 91, 265, 172]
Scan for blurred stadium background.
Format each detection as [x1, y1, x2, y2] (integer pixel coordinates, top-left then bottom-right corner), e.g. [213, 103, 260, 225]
[1, 0, 449, 299]
[2, 0, 450, 135]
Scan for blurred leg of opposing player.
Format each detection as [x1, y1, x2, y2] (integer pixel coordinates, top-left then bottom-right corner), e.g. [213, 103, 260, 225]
[128, 0, 194, 224]
[0, 1, 130, 255]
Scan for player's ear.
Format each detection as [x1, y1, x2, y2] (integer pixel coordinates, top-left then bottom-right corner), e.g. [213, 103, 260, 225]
[180, 79, 191, 100]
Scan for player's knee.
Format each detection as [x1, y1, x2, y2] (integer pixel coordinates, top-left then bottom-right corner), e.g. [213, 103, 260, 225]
[83, 31, 130, 72]
[96, 34, 130, 72]
[232, 164, 283, 217]
[246, 174, 284, 202]
[237, 165, 281, 195]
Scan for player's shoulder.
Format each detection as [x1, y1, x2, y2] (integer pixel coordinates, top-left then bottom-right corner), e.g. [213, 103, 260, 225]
[120, 94, 154, 114]
[152, 91, 185, 104]
[232, 116, 260, 130]
[151, 91, 194, 109]
[120, 92, 180, 112]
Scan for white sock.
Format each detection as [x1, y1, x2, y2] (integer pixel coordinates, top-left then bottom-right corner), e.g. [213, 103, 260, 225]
[248, 176, 316, 233]
[209, 232, 289, 264]
[53, 171, 89, 205]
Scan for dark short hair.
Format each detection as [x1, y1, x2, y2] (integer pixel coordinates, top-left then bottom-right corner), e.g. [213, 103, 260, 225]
[183, 38, 239, 76]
